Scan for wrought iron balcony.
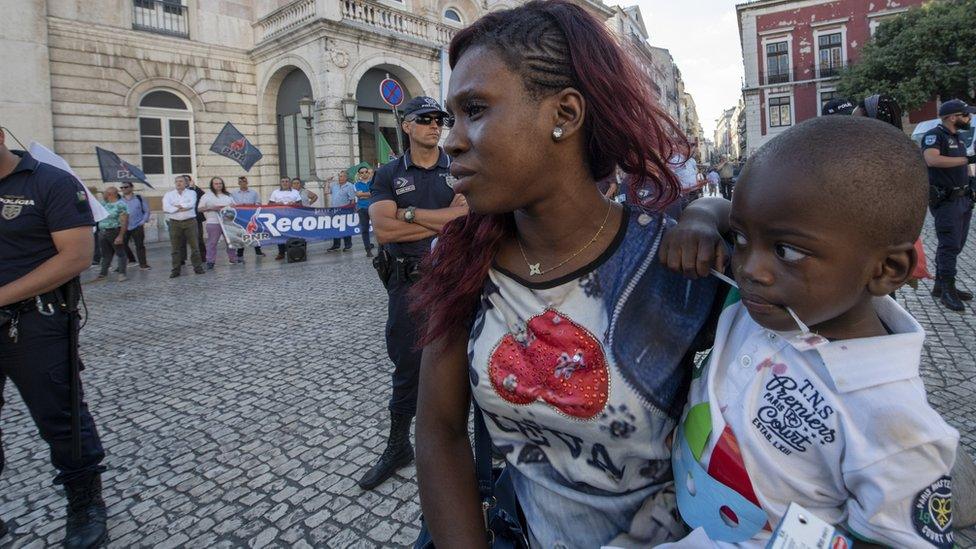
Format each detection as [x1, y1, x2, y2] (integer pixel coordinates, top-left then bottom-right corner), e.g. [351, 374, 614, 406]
[132, 0, 189, 38]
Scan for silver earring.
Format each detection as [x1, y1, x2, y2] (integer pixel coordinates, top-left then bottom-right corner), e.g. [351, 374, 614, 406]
[552, 127, 564, 140]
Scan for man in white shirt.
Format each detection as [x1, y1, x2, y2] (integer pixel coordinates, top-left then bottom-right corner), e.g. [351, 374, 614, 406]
[268, 177, 301, 260]
[231, 176, 264, 258]
[163, 175, 205, 277]
[706, 169, 720, 197]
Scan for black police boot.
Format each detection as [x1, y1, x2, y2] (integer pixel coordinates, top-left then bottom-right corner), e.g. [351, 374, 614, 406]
[358, 413, 414, 490]
[63, 473, 107, 549]
[939, 278, 966, 312]
[932, 280, 974, 301]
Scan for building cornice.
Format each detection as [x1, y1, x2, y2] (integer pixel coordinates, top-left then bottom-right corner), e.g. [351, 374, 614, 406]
[758, 25, 794, 36]
[810, 16, 850, 28]
[46, 17, 253, 63]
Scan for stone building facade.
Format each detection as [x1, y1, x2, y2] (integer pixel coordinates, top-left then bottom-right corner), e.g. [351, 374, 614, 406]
[4, 0, 700, 241]
[736, 0, 931, 156]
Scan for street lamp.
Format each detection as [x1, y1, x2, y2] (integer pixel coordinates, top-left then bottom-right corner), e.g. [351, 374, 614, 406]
[298, 96, 315, 127]
[341, 94, 358, 165]
[297, 96, 317, 188]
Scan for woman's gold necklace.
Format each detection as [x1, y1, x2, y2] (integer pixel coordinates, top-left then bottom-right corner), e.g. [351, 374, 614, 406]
[516, 201, 614, 277]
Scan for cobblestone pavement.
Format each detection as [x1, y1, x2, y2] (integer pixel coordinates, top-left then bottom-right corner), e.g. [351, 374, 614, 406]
[1, 220, 975, 548]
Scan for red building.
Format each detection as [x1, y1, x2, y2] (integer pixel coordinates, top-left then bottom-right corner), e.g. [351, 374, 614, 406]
[737, 0, 935, 156]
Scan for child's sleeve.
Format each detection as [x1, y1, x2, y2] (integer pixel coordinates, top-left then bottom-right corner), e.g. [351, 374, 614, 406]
[841, 427, 957, 548]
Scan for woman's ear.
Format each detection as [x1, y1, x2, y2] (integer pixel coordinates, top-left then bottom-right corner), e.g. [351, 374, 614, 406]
[550, 88, 586, 141]
[867, 242, 915, 297]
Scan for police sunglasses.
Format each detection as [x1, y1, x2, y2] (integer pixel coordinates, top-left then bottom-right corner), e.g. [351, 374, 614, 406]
[408, 114, 447, 127]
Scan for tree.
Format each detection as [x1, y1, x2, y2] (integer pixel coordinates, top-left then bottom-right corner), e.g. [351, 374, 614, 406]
[838, 0, 976, 110]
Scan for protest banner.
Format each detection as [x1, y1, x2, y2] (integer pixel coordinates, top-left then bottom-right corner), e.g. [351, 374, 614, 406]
[218, 204, 370, 247]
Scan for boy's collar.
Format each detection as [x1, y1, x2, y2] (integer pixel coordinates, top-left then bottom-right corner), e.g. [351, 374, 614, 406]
[782, 296, 924, 393]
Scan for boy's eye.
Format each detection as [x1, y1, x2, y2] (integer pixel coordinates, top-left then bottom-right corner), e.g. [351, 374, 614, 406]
[731, 231, 748, 247]
[774, 243, 808, 262]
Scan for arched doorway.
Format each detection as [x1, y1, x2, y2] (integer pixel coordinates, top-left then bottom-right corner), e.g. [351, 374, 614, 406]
[355, 67, 419, 166]
[276, 68, 314, 181]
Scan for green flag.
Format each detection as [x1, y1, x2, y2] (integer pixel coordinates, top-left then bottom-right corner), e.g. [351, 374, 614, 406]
[377, 132, 397, 164]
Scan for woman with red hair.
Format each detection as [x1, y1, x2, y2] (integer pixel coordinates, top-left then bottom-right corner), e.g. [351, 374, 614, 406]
[413, 1, 727, 546]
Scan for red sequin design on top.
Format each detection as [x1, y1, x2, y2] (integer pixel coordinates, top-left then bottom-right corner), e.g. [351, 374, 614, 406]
[489, 309, 610, 419]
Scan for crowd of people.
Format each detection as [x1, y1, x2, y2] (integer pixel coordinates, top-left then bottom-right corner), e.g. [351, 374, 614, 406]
[88, 165, 380, 281]
[2, 0, 975, 547]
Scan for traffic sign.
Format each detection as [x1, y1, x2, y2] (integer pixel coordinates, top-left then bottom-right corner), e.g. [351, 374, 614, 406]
[379, 78, 404, 107]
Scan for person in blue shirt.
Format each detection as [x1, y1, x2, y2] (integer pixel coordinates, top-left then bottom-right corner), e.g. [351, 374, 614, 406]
[354, 165, 376, 257]
[327, 171, 358, 251]
[0, 127, 107, 548]
[120, 182, 151, 270]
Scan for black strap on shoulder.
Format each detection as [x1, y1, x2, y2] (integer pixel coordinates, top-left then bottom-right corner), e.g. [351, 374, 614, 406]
[471, 400, 494, 499]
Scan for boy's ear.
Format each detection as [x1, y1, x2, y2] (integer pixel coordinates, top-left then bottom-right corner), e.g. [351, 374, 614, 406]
[867, 242, 916, 297]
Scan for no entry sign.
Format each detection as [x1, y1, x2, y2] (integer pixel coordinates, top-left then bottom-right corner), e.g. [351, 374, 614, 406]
[379, 78, 404, 107]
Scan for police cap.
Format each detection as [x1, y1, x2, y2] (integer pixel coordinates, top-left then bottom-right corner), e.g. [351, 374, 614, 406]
[938, 99, 976, 118]
[401, 96, 448, 119]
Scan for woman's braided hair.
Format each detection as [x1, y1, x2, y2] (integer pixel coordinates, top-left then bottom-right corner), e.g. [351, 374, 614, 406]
[412, 0, 688, 344]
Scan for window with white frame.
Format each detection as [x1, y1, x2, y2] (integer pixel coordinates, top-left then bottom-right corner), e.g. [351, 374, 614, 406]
[765, 41, 790, 84]
[769, 96, 792, 128]
[818, 32, 844, 78]
[138, 90, 195, 183]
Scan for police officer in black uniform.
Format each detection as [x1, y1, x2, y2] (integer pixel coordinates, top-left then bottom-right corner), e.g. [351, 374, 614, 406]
[0, 127, 107, 548]
[922, 99, 976, 312]
[360, 97, 468, 490]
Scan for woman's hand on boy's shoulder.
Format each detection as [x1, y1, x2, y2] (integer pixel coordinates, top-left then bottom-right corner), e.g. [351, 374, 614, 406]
[659, 197, 731, 280]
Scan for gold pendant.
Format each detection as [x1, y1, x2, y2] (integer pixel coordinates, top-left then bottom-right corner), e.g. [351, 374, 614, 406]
[528, 263, 542, 276]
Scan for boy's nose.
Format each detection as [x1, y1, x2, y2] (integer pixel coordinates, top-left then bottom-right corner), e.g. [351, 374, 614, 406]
[738, 251, 775, 286]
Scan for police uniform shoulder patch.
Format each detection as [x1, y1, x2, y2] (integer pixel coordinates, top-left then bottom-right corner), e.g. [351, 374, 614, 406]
[924, 134, 938, 146]
[911, 475, 954, 548]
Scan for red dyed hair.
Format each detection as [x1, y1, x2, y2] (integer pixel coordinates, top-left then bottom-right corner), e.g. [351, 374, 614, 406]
[411, 0, 687, 345]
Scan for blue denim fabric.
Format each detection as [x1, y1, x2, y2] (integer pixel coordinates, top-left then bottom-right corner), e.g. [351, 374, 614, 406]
[600, 210, 720, 419]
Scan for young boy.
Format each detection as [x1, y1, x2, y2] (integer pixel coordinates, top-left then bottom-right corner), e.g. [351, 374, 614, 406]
[666, 117, 959, 548]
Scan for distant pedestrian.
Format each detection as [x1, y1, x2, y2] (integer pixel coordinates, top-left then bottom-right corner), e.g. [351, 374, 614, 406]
[198, 177, 239, 269]
[706, 168, 720, 197]
[163, 175, 205, 277]
[327, 171, 357, 252]
[120, 182, 151, 270]
[355, 165, 376, 257]
[854, 94, 903, 129]
[88, 186, 101, 266]
[717, 155, 735, 199]
[922, 99, 976, 311]
[292, 177, 318, 206]
[185, 174, 207, 260]
[94, 186, 128, 282]
[596, 171, 618, 199]
[231, 176, 264, 258]
[269, 177, 301, 260]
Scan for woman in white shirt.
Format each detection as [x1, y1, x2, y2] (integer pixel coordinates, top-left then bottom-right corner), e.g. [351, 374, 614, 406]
[198, 177, 240, 268]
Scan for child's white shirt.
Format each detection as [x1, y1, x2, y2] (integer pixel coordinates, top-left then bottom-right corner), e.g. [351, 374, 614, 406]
[663, 294, 958, 549]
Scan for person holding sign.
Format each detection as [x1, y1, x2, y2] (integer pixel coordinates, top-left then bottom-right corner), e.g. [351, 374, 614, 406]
[358, 96, 469, 491]
[269, 177, 301, 260]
